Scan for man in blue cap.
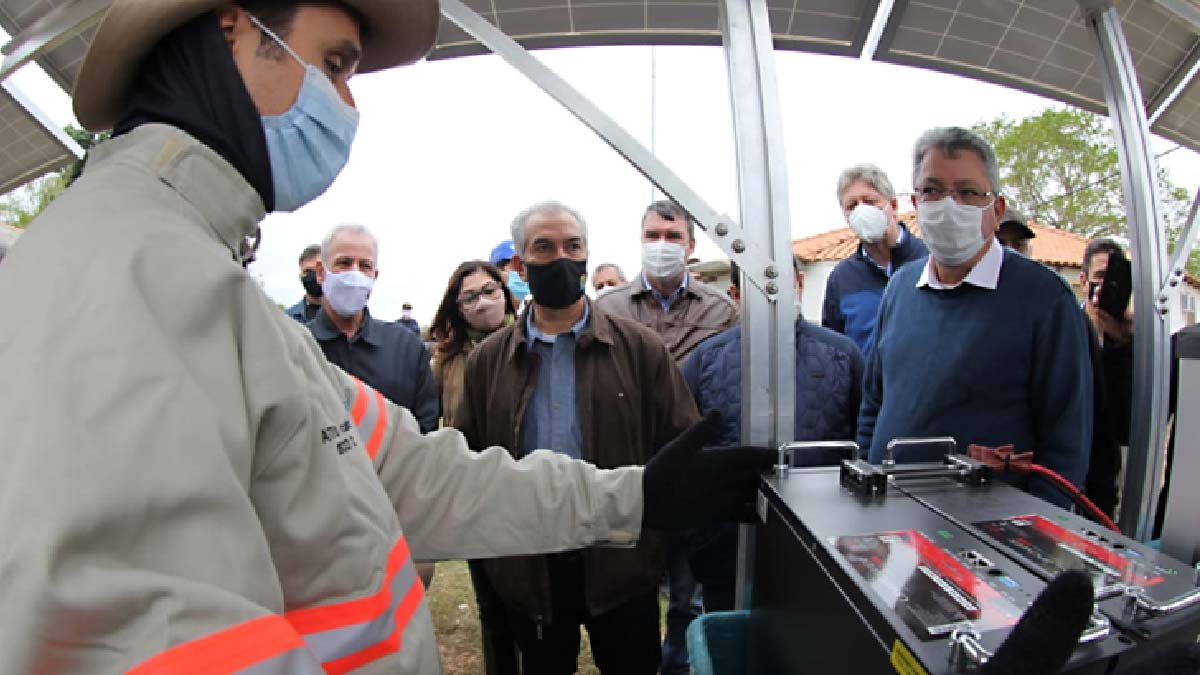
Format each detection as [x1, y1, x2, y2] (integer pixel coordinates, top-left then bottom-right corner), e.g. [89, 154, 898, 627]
[491, 238, 529, 307]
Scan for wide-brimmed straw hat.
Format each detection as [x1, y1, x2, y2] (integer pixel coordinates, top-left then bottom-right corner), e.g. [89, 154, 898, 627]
[74, 0, 439, 131]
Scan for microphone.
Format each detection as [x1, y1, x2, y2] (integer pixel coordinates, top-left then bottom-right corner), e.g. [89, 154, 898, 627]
[982, 570, 1094, 675]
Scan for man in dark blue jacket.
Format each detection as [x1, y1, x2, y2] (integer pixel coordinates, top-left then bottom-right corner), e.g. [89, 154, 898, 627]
[682, 260, 864, 611]
[822, 163, 927, 356]
[857, 127, 1092, 509]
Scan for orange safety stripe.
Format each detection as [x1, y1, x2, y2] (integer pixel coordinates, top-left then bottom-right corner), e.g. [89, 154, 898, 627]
[322, 580, 426, 675]
[349, 377, 369, 426]
[127, 615, 306, 675]
[284, 536, 411, 635]
[365, 388, 388, 461]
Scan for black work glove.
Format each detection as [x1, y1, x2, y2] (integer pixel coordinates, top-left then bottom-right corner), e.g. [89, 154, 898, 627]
[642, 410, 776, 530]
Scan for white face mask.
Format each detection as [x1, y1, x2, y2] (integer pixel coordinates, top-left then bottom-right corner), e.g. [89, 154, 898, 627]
[847, 203, 889, 244]
[465, 295, 507, 333]
[917, 197, 991, 267]
[322, 270, 374, 318]
[642, 241, 687, 280]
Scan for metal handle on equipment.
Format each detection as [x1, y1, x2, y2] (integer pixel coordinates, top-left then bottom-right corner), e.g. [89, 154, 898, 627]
[884, 437, 957, 468]
[947, 626, 990, 669]
[776, 441, 860, 479]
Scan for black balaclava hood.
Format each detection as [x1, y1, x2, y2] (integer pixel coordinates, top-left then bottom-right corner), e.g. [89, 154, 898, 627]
[114, 11, 275, 211]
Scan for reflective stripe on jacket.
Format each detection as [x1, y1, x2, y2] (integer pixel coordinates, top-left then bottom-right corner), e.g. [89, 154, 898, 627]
[0, 124, 644, 674]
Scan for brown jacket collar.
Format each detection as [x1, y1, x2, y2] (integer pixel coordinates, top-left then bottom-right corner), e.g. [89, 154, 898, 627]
[504, 298, 615, 360]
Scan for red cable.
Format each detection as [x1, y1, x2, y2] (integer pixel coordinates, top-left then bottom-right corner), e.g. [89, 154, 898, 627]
[1026, 464, 1120, 532]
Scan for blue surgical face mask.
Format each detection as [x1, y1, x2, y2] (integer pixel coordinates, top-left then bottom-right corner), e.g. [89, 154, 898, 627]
[249, 14, 360, 212]
[507, 270, 530, 301]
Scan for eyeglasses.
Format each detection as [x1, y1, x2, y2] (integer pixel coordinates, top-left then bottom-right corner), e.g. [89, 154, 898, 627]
[458, 283, 502, 308]
[915, 186, 998, 207]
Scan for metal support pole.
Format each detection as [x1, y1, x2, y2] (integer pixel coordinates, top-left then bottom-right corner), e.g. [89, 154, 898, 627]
[441, 0, 779, 297]
[1166, 188, 1200, 290]
[720, 0, 796, 609]
[1082, 2, 1173, 541]
[0, 0, 110, 83]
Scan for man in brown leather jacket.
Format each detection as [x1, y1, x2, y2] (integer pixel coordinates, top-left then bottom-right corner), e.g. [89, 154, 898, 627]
[456, 200, 699, 674]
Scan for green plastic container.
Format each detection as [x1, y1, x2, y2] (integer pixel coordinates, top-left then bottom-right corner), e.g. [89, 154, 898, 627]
[686, 610, 749, 675]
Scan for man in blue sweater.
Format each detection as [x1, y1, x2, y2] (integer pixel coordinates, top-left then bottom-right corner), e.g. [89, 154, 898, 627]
[857, 127, 1093, 508]
[822, 163, 928, 356]
[682, 259, 864, 611]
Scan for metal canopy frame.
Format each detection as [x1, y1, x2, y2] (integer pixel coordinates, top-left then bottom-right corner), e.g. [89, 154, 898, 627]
[1083, 0, 1174, 543]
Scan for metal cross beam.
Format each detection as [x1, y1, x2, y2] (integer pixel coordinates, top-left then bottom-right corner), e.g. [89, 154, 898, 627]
[1147, 40, 1200, 126]
[440, 0, 781, 300]
[0, 0, 110, 84]
[1166, 187, 1200, 290]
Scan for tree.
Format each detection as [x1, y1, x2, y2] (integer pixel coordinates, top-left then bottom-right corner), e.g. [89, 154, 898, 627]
[973, 107, 1199, 276]
[0, 125, 109, 229]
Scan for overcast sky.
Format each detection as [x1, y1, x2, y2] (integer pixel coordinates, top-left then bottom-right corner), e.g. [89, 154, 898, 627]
[10, 42, 1200, 324]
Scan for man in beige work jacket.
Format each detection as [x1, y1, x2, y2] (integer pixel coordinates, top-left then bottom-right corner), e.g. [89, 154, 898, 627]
[0, 1, 772, 673]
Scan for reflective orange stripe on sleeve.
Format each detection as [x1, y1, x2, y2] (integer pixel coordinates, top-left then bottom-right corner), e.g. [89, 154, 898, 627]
[323, 581, 424, 675]
[127, 615, 312, 675]
[348, 377, 369, 426]
[284, 535, 424, 670]
[364, 388, 388, 461]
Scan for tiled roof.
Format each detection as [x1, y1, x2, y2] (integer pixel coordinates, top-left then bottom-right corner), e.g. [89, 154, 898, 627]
[792, 213, 1200, 289]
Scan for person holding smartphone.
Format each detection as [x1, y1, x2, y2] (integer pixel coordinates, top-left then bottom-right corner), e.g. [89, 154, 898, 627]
[1079, 238, 1135, 518]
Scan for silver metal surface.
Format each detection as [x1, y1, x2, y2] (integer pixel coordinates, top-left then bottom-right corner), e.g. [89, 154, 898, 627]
[440, 0, 778, 298]
[1155, 0, 1200, 30]
[776, 441, 860, 477]
[1161, 358, 1200, 563]
[723, 0, 795, 610]
[1080, 610, 1112, 644]
[0, 80, 81, 195]
[947, 626, 990, 668]
[1084, 2, 1174, 542]
[1167, 188, 1200, 286]
[1135, 585, 1200, 615]
[1147, 43, 1200, 126]
[0, 0, 107, 83]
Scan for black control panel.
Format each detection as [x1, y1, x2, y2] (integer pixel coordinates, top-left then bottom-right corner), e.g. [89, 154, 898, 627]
[748, 465, 1200, 674]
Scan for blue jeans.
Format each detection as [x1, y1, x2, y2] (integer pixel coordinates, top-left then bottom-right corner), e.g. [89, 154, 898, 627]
[661, 536, 703, 674]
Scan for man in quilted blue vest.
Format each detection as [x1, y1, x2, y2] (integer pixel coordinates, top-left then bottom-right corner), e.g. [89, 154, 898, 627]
[681, 257, 864, 611]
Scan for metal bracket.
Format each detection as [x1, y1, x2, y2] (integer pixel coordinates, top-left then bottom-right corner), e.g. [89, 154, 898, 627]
[0, 0, 110, 84]
[439, 0, 780, 300]
[1163, 187, 1200, 301]
[947, 626, 990, 668]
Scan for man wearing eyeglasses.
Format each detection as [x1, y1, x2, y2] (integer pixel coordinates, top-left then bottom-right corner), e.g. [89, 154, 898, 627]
[857, 127, 1093, 508]
[307, 223, 439, 434]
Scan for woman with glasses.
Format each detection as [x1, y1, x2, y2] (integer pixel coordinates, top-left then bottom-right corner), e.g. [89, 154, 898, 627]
[431, 260, 517, 428]
[429, 260, 521, 675]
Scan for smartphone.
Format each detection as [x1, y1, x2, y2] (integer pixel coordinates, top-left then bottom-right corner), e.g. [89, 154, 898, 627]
[1090, 251, 1132, 319]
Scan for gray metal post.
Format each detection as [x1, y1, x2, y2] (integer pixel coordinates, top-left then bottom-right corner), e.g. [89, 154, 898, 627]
[1082, 2, 1173, 540]
[720, 0, 796, 609]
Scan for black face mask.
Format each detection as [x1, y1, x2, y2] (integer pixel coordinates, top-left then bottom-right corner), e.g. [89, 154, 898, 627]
[525, 257, 587, 310]
[301, 269, 323, 298]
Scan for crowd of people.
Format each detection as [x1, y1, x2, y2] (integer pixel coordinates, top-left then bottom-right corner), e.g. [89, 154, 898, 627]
[0, 1, 1149, 673]
[272, 127, 1136, 675]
